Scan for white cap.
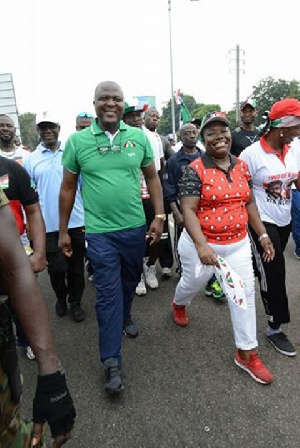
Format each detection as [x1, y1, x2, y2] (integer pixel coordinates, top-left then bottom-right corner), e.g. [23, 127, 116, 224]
[36, 111, 60, 127]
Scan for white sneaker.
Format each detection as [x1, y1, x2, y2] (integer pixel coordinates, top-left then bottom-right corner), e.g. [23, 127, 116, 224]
[144, 264, 159, 289]
[25, 346, 36, 360]
[161, 267, 172, 279]
[136, 274, 147, 296]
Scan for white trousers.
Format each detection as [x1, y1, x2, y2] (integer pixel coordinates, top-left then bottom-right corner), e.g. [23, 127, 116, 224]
[174, 230, 258, 350]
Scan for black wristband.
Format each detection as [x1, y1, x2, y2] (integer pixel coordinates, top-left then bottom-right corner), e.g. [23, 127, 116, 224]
[36, 367, 66, 393]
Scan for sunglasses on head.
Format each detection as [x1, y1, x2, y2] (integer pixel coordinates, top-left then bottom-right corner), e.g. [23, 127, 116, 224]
[77, 112, 93, 119]
[37, 122, 58, 131]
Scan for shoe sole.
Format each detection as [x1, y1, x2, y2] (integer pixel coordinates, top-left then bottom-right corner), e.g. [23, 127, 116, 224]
[136, 291, 147, 296]
[205, 290, 213, 297]
[234, 359, 272, 384]
[173, 318, 189, 327]
[265, 336, 297, 357]
[123, 330, 139, 338]
[105, 384, 124, 394]
[145, 284, 158, 289]
[161, 274, 172, 280]
[25, 351, 36, 361]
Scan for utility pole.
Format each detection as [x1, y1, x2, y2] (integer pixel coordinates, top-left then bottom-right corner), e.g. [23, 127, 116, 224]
[229, 44, 245, 126]
[168, 0, 176, 142]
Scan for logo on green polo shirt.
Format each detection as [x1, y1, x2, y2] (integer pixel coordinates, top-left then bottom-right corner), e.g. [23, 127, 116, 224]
[124, 140, 136, 148]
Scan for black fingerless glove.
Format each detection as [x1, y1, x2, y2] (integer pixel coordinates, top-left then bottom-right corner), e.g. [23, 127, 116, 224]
[33, 368, 76, 438]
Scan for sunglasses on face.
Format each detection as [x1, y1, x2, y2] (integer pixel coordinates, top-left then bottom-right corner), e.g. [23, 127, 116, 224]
[77, 112, 93, 119]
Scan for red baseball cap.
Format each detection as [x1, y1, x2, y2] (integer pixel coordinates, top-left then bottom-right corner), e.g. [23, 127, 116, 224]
[269, 98, 300, 120]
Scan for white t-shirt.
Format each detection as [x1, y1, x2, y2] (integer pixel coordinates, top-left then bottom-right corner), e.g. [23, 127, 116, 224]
[140, 128, 164, 199]
[143, 127, 164, 171]
[240, 138, 300, 226]
[0, 146, 30, 164]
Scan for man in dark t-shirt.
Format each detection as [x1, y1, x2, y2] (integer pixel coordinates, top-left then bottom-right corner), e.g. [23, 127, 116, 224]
[0, 156, 46, 360]
[231, 100, 258, 157]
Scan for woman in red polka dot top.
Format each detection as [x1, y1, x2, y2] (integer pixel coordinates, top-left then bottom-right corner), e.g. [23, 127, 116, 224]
[172, 111, 275, 385]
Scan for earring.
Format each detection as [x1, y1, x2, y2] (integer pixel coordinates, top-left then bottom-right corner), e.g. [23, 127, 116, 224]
[280, 130, 284, 137]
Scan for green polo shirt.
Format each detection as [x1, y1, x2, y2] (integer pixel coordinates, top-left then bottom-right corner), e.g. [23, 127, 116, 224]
[62, 119, 154, 233]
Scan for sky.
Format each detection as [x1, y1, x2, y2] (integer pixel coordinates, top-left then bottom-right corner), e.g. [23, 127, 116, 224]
[1, 0, 300, 140]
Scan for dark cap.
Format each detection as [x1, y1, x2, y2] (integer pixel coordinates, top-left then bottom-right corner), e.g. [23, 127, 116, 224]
[191, 118, 202, 126]
[200, 111, 230, 135]
[240, 99, 256, 110]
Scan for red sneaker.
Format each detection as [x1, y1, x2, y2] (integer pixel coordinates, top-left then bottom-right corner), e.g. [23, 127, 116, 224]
[172, 301, 189, 327]
[234, 350, 273, 384]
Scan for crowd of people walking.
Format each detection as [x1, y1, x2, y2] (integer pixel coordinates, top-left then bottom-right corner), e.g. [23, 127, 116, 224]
[1, 81, 300, 446]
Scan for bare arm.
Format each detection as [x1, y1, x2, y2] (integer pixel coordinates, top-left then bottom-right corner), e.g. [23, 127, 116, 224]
[246, 192, 275, 262]
[180, 196, 218, 265]
[142, 162, 164, 215]
[59, 169, 79, 256]
[170, 201, 183, 226]
[246, 193, 267, 236]
[142, 162, 164, 243]
[59, 169, 78, 233]
[0, 205, 60, 375]
[24, 203, 46, 272]
[294, 175, 300, 190]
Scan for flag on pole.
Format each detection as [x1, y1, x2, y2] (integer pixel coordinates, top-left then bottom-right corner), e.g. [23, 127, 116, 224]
[174, 90, 192, 125]
[180, 101, 192, 124]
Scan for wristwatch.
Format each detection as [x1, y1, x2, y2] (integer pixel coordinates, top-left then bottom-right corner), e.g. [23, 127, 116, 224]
[155, 214, 166, 221]
[258, 233, 269, 242]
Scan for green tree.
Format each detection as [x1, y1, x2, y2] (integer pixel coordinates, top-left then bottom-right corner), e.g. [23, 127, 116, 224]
[251, 77, 300, 120]
[157, 94, 220, 135]
[19, 112, 39, 150]
[225, 107, 238, 130]
[192, 104, 221, 121]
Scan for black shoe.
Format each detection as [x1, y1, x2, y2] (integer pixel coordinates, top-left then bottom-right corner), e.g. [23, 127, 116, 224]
[70, 303, 85, 323]
[161, 267, 172, 280]
[266, 332, 296, 357]
[123, 317, 138, 338]
[104, 358, 123, 394]
[55, 298, 67, 317]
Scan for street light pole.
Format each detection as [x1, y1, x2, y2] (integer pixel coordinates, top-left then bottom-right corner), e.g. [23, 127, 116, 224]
[168, 0, 200, 141]
[168, 0, 176, 142]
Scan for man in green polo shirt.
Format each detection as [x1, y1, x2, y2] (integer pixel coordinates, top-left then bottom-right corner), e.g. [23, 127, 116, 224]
[59, 81, 164, 394]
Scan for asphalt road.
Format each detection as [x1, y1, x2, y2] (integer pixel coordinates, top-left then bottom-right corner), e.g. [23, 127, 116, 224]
[20, 239, 300, 448]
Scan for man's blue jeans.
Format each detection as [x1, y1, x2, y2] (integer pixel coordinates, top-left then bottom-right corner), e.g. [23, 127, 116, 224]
[291, 189, 300, 256]
[86, 225, 146, 363]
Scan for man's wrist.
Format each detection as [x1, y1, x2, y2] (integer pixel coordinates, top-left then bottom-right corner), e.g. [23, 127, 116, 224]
[37, 354, 62, 375]
[155, 214, 166, 221]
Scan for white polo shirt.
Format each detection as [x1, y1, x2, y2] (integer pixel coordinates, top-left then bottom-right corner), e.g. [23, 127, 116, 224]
[240, 137, 300, 226]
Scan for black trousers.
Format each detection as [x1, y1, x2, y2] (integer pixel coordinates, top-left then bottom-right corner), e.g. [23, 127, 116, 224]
[46, 228, 85, 305]
[142, 198, 174, 268]
[250, 222, 291, 328]
[159, 215, 174, 269]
